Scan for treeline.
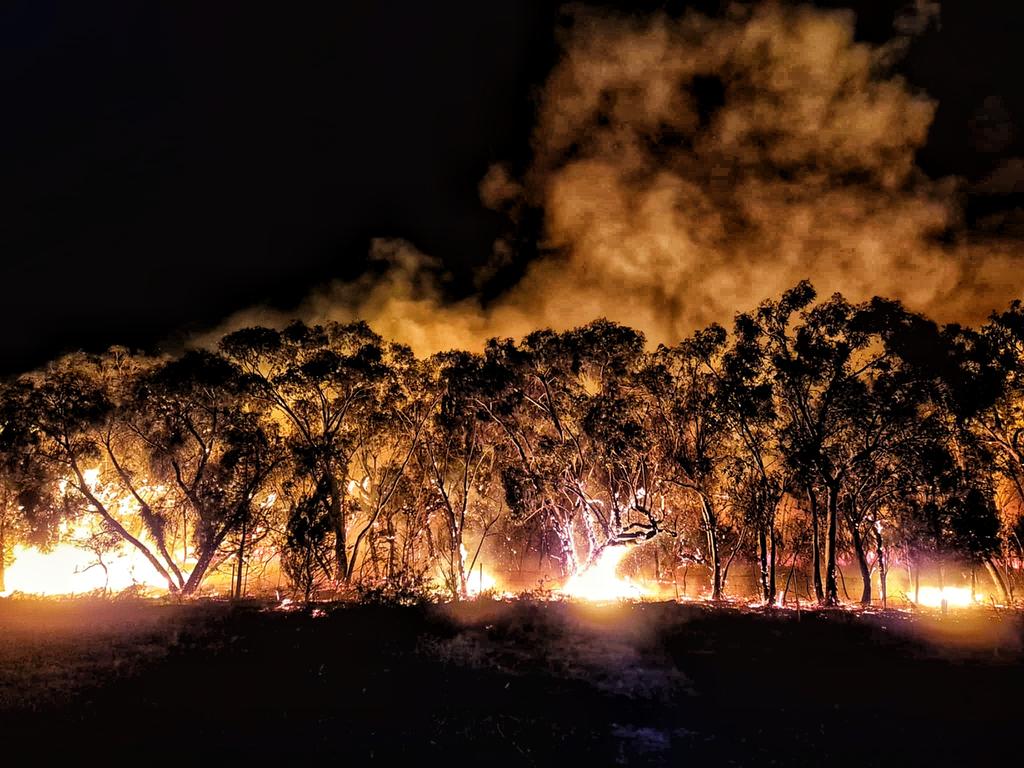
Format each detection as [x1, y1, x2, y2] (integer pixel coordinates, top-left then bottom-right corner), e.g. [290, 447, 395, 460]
[1, 281, 1022, 604]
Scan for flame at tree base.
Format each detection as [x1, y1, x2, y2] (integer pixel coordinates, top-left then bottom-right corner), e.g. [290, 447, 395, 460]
[909, 585, 987, 609]
[559, 546, 648, 601]
[2, 540, 169, 597]
[465, 567, 497, 597]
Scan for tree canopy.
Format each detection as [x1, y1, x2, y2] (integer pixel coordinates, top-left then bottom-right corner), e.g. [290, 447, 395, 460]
[2, 285, 1022, 605]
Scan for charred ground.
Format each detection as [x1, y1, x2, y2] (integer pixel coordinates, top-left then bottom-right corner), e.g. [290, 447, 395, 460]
[1, 599, 1020, 766]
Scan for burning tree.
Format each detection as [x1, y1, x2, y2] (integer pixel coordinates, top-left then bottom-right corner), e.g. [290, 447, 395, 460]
[940, 302, 1024, 598]
[8, 349, 284, 595]
[2, 281, 1022, 606]
[127, 350, 285, 594]
[412, 350, 504, 598]
[481, 320, 659, 578]
[643, 324, 742, 600]
[221, 321, 415, 585]
[0, 387, 59, 593]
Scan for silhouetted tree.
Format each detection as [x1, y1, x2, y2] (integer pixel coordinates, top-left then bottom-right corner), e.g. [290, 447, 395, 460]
[645, 325, 733, 600]
[128, 350, 285, 594]
[221, 321, 411, 583]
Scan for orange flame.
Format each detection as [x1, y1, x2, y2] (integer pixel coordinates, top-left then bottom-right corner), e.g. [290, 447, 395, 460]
[909, 585, 986, 609]
[3, 521, 169, 596]
[560, 546, 647, 601]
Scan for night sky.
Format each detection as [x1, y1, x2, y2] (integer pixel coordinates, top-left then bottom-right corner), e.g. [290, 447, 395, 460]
[2, 0, 1022, 375]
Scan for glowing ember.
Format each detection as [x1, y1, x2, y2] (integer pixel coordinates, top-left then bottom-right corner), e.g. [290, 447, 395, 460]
[909, 586, 985, 609]
[560, 546, 647, 601]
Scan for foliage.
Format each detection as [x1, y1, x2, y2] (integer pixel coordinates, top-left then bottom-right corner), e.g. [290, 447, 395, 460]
[1, 285, 1023, 605]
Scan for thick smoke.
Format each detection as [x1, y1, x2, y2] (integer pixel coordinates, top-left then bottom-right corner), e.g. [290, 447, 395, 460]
[217, 2, 1021, 353]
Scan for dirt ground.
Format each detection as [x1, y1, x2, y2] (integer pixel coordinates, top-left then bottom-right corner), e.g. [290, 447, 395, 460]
[0, 597, 1020, 766]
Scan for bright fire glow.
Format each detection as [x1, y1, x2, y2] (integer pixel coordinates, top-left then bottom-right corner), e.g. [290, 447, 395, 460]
[909, 586, 985, 609]
[3, 466, 181, 597]
[3, 523, 169, 596]
[465, 567, 497, 597]
[560, 546, 647, 601]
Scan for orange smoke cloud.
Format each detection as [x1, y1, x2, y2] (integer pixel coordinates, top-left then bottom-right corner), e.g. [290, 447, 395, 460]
[213, 2, 1022, 354]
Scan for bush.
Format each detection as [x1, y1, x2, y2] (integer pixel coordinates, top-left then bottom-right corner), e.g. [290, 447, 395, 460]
[354, 570, 441, 606]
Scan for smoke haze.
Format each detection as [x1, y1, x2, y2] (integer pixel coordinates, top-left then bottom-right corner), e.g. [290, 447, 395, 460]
[216, 2, 1023, 352]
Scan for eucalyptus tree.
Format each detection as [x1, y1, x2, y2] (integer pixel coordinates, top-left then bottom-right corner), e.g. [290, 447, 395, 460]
[837, 405, 945, 606]
[11, 348, 284, 595]
[221, 320, 426, 583]
[413, 350, 505, 598]
[11, 350, 185, 592]
[480, 320, 649, 576]
[956, 301, 1024, 597]
[717, 313, 787, 603]
[978, 300, 1024, 510]
[644, 325, 733, 600]
[343, 352, 436, 585]
[0, 380, 59, 593]
[753, 283, 946, 605]
[127, 349, 285, 594]
[929, 313, 1018, 601]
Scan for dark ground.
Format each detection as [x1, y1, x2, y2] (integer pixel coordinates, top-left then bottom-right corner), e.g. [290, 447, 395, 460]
[0, 598, 1020, 766]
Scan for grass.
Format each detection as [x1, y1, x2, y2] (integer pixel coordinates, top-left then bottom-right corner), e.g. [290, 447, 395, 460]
[0, 597, 1020, 765]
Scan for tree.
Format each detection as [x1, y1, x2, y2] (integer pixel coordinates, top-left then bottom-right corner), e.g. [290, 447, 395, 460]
[14, 350, 185, 593]
[415, 351, 503, 598]
[11, 348, 282, 596]
[718, 312, 786, 604]
[221, 321, 413, 583]
[645, 325, 733, 600]
[127, 350, 285, 594]
[935, 312, 1020, 602]
[754, 284, 942, 605]
[978, 300, 1024, 508]
[0, 381, 59, 593]
[485, 320, 656, 578]
[342, 352, 435, 586]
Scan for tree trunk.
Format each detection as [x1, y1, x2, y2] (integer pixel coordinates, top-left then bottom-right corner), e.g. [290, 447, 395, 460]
[823, 482, 840, 606]
[985, 557, 1010, 604]
[453, 527, 468, 599]
[768, 520, 777, 605]
[558, 519, 578, 577]
[806, 486, 824, 602]
[700, 496, 722, 601]
[758, 524, 770, 603]
[874, 525, 886, 609]
[181, 547, 219, 595]
[233, 517, 247, 599]
[180, 520, 239, 596]
[326, 470, 349, 581]
[849, 521, 871, 606]
[578, 500, 600, 564]
[0, 520, 5, 594]
[74, 472, 181, 593]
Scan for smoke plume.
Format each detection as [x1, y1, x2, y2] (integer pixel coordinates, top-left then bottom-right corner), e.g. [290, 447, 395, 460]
[217, 2, 1022, 353]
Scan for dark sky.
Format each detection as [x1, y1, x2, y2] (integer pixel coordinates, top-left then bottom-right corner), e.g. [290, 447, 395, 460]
[2, 0, 1022, 375]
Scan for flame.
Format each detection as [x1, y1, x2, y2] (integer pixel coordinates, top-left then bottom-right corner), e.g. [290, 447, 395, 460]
[465, 567, 497, 597]
[909, 586, 986, 609]
[455, 544, 500, 598]
[560, 546, 648, 601]
[3, 521, 169, 597]
[2, 467, 184, 596]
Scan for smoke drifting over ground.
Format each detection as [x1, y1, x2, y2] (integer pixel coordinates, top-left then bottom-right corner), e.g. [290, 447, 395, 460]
[220, 2, 1022, 352]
